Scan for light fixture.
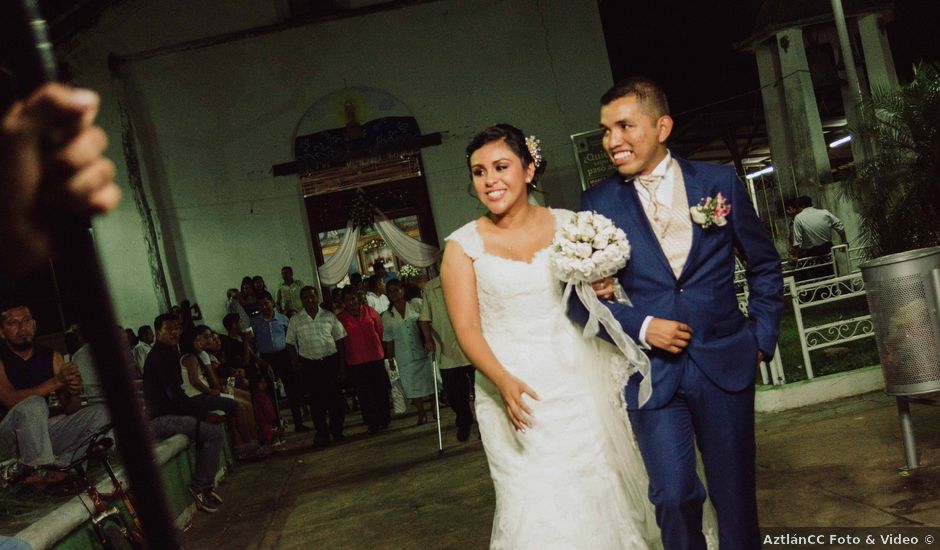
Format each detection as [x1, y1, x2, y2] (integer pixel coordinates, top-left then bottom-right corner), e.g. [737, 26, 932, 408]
[745, 166, 775, 179]
[829, 135, 852, 148]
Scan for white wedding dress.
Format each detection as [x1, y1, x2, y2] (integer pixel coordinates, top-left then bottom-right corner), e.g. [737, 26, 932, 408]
[447, 208, 664, 550]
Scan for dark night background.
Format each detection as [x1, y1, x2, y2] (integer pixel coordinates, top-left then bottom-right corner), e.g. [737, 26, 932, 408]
[598, 0, 940, 125]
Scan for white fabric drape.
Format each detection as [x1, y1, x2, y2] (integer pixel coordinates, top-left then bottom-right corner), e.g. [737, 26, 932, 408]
[373, 211, 440, 267]
[317, 221, 361, 285]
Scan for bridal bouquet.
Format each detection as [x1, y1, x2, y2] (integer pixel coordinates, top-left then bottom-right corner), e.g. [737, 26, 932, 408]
[551, 211, 632, 286]
[550, 211, 652, 406]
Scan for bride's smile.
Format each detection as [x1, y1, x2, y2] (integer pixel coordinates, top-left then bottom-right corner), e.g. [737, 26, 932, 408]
[469, 140, 535, 217]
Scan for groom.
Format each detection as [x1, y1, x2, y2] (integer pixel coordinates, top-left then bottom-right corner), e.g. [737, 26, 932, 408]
[569, 77, 783, 549]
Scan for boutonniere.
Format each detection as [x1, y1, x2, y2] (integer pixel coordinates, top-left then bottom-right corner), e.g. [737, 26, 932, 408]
[689, 193, 731, 228]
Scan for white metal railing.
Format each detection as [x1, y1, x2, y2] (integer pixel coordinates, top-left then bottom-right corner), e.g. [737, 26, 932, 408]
[734, 244, 871, 291]
[785, 274, 874, 380]
[736, 264, 876, 385]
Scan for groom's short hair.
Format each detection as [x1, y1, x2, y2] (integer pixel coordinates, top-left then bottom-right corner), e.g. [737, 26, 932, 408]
[600, 77, 670, 118]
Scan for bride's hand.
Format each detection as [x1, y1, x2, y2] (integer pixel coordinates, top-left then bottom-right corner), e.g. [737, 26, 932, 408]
[496, 374, 540, 432]
[592, 277, 615, 300]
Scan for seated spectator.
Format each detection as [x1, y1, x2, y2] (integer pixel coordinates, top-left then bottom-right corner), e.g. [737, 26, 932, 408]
[143, 314, 225, 513]
[0, 536, 31, 550]
[133, 325, 154, 376]
[72, 325, 141, 401]
[0, 305, 109, 492]
[220, 313, 272, 387]
[197, 326, 262, 458]
[179, 328, 238, 420]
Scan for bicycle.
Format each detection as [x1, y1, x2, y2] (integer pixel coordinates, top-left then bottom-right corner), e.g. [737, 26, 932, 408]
[55, 424, 146, 549]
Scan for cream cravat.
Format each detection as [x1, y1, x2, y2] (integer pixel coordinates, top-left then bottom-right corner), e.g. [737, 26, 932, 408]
[637, 175, 667, 234]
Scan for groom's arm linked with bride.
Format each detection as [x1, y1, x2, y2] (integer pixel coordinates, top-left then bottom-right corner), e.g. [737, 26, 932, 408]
[568, 77, 784, 550]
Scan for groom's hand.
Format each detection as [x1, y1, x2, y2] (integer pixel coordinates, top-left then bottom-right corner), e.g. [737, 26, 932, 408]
[646, 319, 692, 354]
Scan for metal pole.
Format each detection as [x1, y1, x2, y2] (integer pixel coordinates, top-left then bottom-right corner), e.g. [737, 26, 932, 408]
[896, 397, 919, 470]
[9, 1, 180, 546]
[432, 359, 443, 456]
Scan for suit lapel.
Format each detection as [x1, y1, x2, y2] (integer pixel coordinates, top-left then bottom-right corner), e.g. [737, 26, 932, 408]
[677, 157, 703, 282]
[615, 180, 674, 278]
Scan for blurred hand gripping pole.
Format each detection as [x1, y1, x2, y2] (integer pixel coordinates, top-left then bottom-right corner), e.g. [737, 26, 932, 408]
[3, 1, 180, 546]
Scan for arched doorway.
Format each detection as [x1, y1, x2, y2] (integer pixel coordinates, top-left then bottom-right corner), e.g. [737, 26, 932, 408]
[291, 87, 440, 284]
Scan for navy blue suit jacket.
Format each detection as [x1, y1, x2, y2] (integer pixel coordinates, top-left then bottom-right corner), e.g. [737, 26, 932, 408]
[569, 157, 784, 410]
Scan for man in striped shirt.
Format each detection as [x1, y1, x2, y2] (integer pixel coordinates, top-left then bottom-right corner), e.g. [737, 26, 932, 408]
[287, 287, 347, 447]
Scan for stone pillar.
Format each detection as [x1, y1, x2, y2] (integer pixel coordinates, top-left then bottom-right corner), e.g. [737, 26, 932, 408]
[756, 41, 797, 197]
[831, 26, 870, 165]
[858, 13, 899, 93]
[775, 28, 832, 190]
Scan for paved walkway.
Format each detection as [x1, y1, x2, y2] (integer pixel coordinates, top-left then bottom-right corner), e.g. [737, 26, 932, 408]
[182, 391, 940, 549]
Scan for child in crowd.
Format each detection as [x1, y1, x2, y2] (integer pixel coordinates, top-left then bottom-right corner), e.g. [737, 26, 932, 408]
[252, 377, 281, 450]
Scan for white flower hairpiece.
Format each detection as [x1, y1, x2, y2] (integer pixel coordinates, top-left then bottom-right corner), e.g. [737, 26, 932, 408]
[525, 135, 542, 168]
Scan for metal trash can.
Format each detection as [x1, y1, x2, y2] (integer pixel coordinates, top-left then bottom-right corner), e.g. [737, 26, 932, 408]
[861, 247, 940, 396]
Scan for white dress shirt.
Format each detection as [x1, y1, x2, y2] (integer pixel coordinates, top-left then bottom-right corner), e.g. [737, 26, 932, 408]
[366, 291, 390, 314]
[133, 341, 152, 374]
[630, 151, 675, 349]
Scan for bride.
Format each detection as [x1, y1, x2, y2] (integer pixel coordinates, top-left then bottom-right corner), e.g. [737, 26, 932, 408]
[441, 124, 670, 549]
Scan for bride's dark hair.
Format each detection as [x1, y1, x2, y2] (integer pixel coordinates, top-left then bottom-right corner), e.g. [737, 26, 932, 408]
[465, 124, 548, 190]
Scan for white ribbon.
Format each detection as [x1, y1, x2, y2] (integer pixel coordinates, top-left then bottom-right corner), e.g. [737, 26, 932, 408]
[563, 281, 652, 408]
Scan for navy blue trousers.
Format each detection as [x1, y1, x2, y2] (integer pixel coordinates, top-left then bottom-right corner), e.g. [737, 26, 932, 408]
[628, 360, 759, 550]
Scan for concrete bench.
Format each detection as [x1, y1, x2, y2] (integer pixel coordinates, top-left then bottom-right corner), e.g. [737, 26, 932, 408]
[13, 432, 230, 550]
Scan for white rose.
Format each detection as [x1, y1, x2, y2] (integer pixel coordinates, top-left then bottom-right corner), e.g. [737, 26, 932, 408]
[714, 216, 728, 227]
[690, 207, 707, 226]
[577, 219, 596, 239]
[575, 242, 593, 259]
[596, 226, 615, 243]
[576, 259, 597, 278]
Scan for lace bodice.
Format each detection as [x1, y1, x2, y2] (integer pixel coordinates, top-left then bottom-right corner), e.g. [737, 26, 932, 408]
[445, 208, 575, 348]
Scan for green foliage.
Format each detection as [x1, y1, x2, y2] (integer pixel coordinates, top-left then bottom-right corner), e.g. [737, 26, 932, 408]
[846, 63, 940, 257]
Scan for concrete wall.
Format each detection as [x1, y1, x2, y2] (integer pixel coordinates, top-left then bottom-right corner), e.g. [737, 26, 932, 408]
[60, 0, 613, 330]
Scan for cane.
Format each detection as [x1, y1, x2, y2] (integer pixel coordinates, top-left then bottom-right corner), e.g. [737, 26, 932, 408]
[7, 1, 180, 546]
[431, 359, 444, 456]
